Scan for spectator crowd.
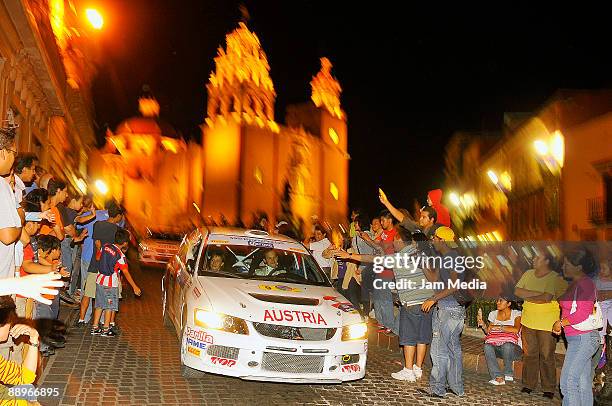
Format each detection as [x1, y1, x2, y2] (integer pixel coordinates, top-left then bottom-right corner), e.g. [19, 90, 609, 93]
[1, 126, 141, 404]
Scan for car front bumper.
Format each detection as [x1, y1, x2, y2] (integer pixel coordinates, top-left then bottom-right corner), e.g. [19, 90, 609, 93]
[181, 325, 367, 383]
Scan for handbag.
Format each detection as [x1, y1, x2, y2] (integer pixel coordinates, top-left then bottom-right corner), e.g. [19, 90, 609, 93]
[570, 285, 604, 331]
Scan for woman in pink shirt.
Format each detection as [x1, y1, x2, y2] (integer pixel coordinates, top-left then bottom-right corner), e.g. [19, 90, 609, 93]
[553, 249, 600, 406]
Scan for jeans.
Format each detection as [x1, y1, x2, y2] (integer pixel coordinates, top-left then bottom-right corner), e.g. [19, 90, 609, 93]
[335, 278, 361, 312]
[521, 325, 557, 392]
[360, 266, 375, 314]
[372, 277, 398, 334]
[81, 259, 93, 323]
[484, 343, 520, 379]
[68, 244, 82, 295]
[61, 237, 73, 275]
[560, 330, 600, 406]
[34, 294, 60, 353]
[429, 306, 465, 396]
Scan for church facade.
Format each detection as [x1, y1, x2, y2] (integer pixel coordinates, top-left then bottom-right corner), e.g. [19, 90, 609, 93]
[91, 22, 349, 235]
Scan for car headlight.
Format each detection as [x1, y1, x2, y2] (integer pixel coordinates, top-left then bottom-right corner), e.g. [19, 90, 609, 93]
[341, 322, 368, 341]
[194, 309, 249, 335]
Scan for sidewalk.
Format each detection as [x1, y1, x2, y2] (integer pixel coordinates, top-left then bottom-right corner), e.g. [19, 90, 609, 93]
[368, 320, 566, 384]
[38, 303, 79, 383]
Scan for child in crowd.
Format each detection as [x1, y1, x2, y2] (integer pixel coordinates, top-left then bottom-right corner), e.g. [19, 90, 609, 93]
[91, 229, 141, 337]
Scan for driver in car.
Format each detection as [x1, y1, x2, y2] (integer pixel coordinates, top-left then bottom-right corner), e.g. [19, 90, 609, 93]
[254, 250, 285, 276]
[208, 253, 225, 272]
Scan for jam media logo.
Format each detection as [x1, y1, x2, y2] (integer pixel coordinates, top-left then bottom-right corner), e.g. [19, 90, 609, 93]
[341, 364, 360, 373]
[210, 356, 236, 367]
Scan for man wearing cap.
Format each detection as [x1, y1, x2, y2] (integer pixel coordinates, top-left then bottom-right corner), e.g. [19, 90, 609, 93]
[418, 226, 466, 398]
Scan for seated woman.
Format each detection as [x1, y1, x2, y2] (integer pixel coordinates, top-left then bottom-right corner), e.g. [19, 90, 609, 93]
[477, 295, 522, 385]
[0, 296, 41, 403]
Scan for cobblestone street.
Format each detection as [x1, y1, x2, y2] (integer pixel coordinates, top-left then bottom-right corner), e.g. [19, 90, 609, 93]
[38, 267, 565, 405]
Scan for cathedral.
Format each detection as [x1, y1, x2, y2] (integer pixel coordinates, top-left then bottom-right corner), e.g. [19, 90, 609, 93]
[90, 22, 349, 235]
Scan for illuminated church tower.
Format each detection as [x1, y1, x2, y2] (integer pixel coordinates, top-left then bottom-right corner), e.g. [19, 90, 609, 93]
[202, 22, 348, 229]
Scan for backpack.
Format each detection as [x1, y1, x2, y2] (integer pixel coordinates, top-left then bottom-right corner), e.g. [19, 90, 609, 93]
[98, 244, 121, 277]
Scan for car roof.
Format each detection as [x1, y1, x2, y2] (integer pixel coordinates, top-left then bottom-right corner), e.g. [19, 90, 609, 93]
[198, 226, 300, 244]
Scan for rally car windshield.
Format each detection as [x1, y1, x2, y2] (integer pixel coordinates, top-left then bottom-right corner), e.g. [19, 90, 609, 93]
[198, 243, 330, 286]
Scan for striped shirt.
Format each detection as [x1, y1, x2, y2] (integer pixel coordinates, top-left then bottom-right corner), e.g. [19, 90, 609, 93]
[0, 355, 36, 406]
[96, 244, 127, 288]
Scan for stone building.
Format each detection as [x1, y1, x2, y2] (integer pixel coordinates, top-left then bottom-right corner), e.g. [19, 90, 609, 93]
[91, 22, 349, 235]
[445, 90, 612, 241]
[0, 0, 97, 185]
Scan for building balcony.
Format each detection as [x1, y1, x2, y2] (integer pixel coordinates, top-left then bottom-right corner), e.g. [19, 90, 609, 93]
[587, 196, 608, 225]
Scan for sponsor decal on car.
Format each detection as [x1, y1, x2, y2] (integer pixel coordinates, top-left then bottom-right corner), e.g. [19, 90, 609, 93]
[185, 326, 214, 344]
[187, 346, 201, 356]
[186, 337, 207, 350]
[263, 309, 327, 325]
[259, 284, 302, 293]
[210, 356, 236, 367]
[323, 296, 359, 313]
[209, 239, 230, 244]
[341, 364, 361, 373]
[247, 239, 275, 248]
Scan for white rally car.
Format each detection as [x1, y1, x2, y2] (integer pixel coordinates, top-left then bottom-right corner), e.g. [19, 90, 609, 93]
[162, 227, 367, 383]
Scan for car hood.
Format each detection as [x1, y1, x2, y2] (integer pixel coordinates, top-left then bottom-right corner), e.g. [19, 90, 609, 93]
[195, 276, 362, 328]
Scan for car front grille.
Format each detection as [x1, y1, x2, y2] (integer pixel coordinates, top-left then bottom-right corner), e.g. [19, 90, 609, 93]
[252, 322, 336, 341]
[206, 345, 239, 360]
[261, 352, 324, 374]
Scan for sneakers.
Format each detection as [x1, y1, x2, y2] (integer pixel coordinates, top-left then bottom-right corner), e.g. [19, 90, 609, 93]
[489, 379, 505, 385]
[109, 324, 120, 335]
[90, 327, 102, 335]
[74, 320, 86, 328]
[391, 368, 416, 382]
[413, 365, 423, 380]
[504, 375, 514, 382]
[101, 328, 117, 337]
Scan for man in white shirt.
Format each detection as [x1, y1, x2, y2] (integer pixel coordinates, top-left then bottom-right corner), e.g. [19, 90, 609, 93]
[309, 224, 332, 276]
[0, 127, 23, 279]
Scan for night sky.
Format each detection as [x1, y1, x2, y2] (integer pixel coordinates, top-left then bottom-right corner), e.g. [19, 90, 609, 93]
[91, 1, 611, 217]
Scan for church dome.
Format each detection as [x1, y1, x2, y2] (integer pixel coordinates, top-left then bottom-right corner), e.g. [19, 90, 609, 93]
[115, 117, 180, 139]
[114, 96, 181, 139]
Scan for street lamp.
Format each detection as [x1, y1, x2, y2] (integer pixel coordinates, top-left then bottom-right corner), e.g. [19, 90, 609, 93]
[95, 179, 109, 195]
[85, 8, 104, 30]
[487, 170, 499, 185]
[449, 192, 461, 206]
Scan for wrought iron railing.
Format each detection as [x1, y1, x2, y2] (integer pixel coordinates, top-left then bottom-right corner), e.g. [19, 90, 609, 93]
[587, 197, 605, 225]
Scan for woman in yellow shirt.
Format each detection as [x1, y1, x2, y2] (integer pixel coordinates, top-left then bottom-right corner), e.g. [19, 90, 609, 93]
[515, 253, 567, 399]
[0, 297, 40, 405]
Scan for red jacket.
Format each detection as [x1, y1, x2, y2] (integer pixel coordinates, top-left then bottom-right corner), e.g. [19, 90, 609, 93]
[428, 189, 451, 227]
